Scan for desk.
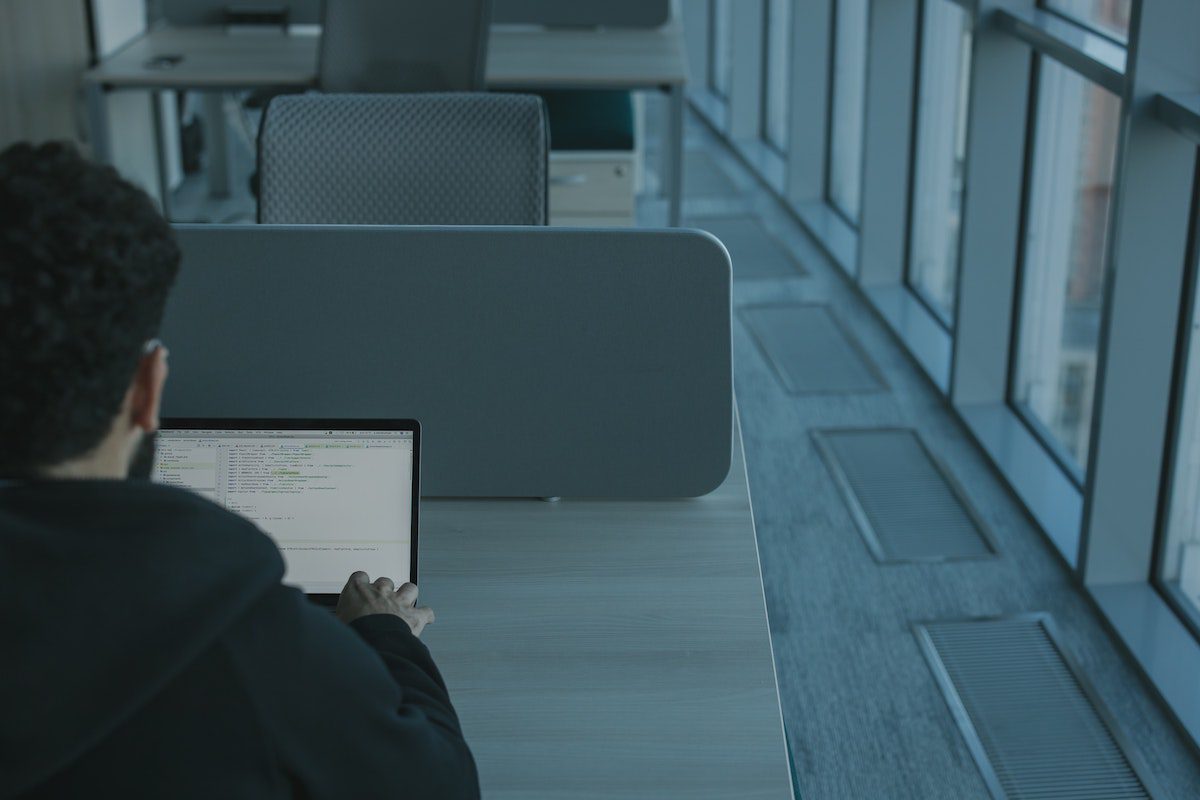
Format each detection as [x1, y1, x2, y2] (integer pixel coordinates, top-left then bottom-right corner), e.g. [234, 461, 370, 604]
[419, 424, 793, 798]
[83, 23, 688, 225]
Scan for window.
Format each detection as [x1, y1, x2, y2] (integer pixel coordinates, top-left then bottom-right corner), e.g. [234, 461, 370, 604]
[710, 0, 734, 99]
[1159, 210, 1200, 631]
[1011, 57, 1121, 474]
[906, 0, 972, 324]
[1042, 0, 1132, 42]
[762, 0, 792, 152]
[827, 0, 869, 225]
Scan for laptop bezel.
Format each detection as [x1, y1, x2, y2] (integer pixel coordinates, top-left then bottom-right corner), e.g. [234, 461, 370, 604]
[156, 417, 420, 604]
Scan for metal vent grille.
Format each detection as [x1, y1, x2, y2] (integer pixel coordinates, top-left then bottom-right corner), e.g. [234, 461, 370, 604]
[742, 305, 883, 394]
[813, 428, 994, 561]
[916, 615, 1156, 800]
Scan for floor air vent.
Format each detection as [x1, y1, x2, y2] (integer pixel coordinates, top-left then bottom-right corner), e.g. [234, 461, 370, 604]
[916, 615, 1157, 800]
[813, 428, 994, 562]
[742, 305, 883, 394]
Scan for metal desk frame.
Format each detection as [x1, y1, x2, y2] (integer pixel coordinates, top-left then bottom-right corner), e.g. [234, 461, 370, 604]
[83, 22, 688, 225]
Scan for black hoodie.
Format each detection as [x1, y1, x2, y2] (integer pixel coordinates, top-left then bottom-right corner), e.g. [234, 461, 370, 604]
[0, 479, 479, 799]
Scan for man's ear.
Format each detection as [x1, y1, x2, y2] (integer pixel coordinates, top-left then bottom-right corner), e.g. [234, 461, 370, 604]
[129, 345, 169, 433]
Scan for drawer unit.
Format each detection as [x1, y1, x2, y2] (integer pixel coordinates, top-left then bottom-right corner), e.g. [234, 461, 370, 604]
[549, 151, 637, 226]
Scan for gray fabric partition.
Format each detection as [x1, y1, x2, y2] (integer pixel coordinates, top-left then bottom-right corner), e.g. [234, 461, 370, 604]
[161, 225, 732, 498]
[158, 0, 322, 24]
[318, 0, 491, 93]
[258, 93, 548, 225]
[159, 0, 667, 29]
[492, 0, 670, 27]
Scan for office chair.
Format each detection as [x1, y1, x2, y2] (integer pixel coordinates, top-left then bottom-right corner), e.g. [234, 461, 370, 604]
[318, 0, 492, 93]
[257, 93, 548, 225]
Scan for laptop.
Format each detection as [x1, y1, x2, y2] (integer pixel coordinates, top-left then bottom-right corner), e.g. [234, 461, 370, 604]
[152, 418, 419, 604]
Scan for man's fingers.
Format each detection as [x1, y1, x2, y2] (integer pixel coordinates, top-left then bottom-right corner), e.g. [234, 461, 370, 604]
[337, 575, 431, 634]
[410, 607, 435, 634]
[395, 582, 419, 606]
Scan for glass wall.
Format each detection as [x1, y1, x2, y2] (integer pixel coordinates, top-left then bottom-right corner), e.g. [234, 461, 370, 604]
[827, 0, 869, 224]
[906, 0, 972, 324]
[762, 0, 792, 152]
[1010, 57, 1121, 473]
[1160, 242, 1200, 628]
[1043, 0, 1132, 41]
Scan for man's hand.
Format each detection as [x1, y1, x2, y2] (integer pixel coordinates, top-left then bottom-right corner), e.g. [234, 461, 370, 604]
[335, 571, 435, 636]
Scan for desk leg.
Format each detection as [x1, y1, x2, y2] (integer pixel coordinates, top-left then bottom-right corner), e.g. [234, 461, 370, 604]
[151, 93, 173, 220]
[84, 84, 113, 164]
[202, 92, 232, 199]
[666, 84, 684, 227]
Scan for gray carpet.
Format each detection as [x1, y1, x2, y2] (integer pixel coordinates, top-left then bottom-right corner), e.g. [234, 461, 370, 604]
[742, 304, 884, 394]
[688, 216, 808, 279]
[650, 117, 1200, 798]
[684, 151, 742, 197]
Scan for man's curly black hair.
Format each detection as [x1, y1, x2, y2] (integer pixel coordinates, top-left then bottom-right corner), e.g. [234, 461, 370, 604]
[0, 141, 180, 475]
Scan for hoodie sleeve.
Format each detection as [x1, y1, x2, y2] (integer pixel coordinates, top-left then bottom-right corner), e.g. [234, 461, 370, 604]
[222, 584, 480, 799]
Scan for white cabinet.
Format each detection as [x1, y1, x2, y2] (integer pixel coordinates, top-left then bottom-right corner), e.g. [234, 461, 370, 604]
[548, 151, 637, 227]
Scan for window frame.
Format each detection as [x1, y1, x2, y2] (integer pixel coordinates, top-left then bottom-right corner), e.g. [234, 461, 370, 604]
[1039, 0, 1131, 46]
[1151, 153, 1200, 643]
[823, 0, 871, 228]
[707, 0, 733, 101]
[759, 0, 792, 155]
[1004, 50, 1122, 488]
[901, 0, 973, 333]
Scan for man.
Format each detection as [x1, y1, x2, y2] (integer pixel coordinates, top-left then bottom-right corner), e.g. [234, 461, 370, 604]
[0, 142, 480, 798]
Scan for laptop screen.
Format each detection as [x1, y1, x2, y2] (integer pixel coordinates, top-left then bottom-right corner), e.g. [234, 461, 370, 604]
[153, 427, 416, 593]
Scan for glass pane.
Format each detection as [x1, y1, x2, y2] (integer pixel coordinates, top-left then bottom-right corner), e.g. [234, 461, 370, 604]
[1012, 57, 1121, 472]
[763, 0, 792, 151]
[1042, 0, 1132, 42]
[711, 0, 734, 99]
[828, 0, 869, 224]
[907, 0, 972, 323]
[1161, 249, 1200, 624]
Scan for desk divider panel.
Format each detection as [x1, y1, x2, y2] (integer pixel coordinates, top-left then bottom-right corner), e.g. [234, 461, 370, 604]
[492, 0, 671, 28]
[162, 225, 732, 498]
[161, 0, 668, 28]
[160, 0, 323, 25]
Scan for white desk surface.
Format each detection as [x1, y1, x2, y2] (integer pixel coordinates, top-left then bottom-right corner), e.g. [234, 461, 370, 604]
[84, 21, 688, 90]
[419, 425, 792, 798]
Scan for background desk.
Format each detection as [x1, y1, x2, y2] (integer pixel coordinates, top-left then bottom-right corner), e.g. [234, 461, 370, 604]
[420, 425, 793, 798]
[83, 23, 689, 225]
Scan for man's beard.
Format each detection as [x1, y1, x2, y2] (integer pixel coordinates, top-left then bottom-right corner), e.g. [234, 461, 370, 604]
[128, 431, 158, 480]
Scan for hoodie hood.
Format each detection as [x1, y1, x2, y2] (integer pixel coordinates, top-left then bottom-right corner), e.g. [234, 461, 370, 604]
[0, 479, 283, 796]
